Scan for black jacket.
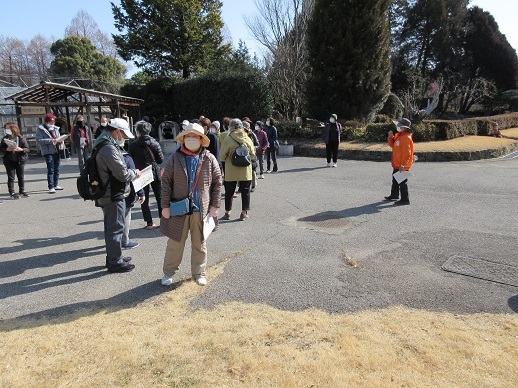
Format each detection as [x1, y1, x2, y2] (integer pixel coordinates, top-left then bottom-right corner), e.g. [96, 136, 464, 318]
[128, 135, 164, 177]
[0, 135, 29, 163]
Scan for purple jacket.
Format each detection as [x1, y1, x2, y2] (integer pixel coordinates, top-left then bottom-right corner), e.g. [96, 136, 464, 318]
[255, 129, 269, 155]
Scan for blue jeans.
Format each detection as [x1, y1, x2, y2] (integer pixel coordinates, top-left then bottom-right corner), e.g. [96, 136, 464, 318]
[101, 200, 126, 266]
[44, 153, 60, 189]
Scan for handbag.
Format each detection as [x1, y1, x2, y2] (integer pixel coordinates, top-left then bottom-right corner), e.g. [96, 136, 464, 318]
[59, 147, 71, 160]
[169, 156, 203, 216]
[229, 134, 251, 167]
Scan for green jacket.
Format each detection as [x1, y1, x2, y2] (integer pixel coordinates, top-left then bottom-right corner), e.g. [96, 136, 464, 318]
[219, 129, 256, 182]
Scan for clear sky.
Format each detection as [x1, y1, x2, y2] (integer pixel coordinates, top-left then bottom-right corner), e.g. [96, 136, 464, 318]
[1, 0, 516, 75]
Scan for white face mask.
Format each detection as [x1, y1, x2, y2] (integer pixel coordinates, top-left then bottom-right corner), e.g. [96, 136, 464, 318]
[184, 137, 201, 151]
[396, 126, 403, 133]
[255, 125, 260, 131]
[101, 122, 107, 127]
[266, 121, 270, 126]
[116, 137, 125, 146]
[5, 129, 12, 135]
[329, 118, 336, 123]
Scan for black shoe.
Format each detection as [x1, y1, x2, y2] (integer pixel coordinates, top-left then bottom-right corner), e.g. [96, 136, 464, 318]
[384, 196, 399, 201]
[20, 192, 29, 197]
[107, 262, 135, 273]
[9, 193, 19, 200]
[395, 200, 410, 206]
[105, 257, 132, 268]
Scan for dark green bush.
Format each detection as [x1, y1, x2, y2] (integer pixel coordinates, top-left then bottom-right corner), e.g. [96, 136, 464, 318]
[363, 123, 393, 142]
[412, 122, 437, 142]
[342, 126, 365, 140]
[277, 121, 323, 140]
[379, 93, 403, 118]
[374, 114, 392, 123]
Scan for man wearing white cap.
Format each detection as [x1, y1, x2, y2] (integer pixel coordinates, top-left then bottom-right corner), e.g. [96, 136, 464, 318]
[93, 118, 142, 272]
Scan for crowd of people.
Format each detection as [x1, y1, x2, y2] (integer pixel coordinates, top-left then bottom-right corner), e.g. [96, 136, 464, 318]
[0, 112, 416, 284]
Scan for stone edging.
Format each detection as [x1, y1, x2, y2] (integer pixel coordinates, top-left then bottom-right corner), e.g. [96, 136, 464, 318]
[294, 141, 518, 162]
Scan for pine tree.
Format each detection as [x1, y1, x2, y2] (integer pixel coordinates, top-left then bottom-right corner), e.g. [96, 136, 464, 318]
[465, 6, 518, 91]
[306, 0, 392, 122]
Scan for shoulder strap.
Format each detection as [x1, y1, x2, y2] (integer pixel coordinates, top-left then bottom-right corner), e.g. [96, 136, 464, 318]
[229, 133, 243, 146]
[189, 155, 204, 197]
[146, 145, 156, 162]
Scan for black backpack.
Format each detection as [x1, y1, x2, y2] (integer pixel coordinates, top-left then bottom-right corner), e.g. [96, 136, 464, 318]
[77, 143, 108, 201]
[230, 134, 251, 167]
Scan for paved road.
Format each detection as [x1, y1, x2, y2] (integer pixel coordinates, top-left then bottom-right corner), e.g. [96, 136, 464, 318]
[0, 154, 517, 322]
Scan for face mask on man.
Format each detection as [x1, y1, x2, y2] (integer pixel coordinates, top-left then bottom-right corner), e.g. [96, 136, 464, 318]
[5, 129, 12, 136]
[266, 120, 270, 126]
[77, 121, 83, 127]
[329, 118, 336, 123]
[184, 137, 201, 151]
[101, 122, 107, 127]
[116, 137, 125, 147]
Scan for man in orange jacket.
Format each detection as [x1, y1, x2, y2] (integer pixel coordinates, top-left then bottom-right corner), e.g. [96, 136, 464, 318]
[384, 118, 414, 205]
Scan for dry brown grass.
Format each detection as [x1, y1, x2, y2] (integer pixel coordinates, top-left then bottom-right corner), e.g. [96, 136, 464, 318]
[335, 135, 518, 153]
[1, 261, 517, 387]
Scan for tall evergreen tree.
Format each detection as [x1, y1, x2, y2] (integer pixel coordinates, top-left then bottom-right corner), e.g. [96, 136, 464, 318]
[465, 6, 518, 90]
[49, 36, 126, 93]
[111, 0, 229, 78]
[306, 0, 392, 122]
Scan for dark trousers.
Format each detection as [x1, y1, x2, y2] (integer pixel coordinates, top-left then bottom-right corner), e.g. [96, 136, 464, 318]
[390, 168, 409, 201]
[101, 200, 126, 266]
[78, 147, 89, 171]
[44, 153, 60, 189]
[224, 180, 251, 211]
[326, 141, 339, 163]
[266, 146, 277, 171]
[3, 159, 25, 194]
[141, 178, 162, 225]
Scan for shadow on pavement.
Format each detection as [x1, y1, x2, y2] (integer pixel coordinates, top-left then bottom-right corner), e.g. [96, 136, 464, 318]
[0, 279, 182, 331]
[0, 243, 105, 279]
[297, 201, 392, 220]
[508, 295, 518, 312]
[276, 166, 328, 174]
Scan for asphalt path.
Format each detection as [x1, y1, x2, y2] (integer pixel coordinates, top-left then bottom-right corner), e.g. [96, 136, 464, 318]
[0, 153, 517, 322]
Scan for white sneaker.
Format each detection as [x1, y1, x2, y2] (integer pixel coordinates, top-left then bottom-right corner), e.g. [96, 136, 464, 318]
[332, 163, 337, 168]
[194, 276, 207, 286]
[48, 188, 56, 194]
[259, 174, 265, 179]
[326, 163, 331, 167]
[161, 275, 173, 286]
[54, 186, 64, 190]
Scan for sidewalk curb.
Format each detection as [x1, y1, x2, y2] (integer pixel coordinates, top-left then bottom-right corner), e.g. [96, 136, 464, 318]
[294, 141, 518, 162]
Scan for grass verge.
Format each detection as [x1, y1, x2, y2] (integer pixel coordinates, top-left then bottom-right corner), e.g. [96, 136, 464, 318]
[1, 261, 517, 387]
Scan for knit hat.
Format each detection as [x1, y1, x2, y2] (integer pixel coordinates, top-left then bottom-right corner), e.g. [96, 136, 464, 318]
[331, 114, 338, 121]
[176, 123, 210, 147]
[109, 118, 134, 139]
[44, 113, 55, 122]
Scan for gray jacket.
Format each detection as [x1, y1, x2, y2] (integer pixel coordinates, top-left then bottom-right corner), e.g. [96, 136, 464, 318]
[36, 124, 60, 156]
[94, 136, 137, 206]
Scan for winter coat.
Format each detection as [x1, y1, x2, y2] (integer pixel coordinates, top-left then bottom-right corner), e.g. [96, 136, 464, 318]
[255, 129, 268, 155]
[265, 125, 278, 145]
[128, 134, 164, 179]
[388, 130, 414, 170]
[36, 123, 61, 155]
[219, 129, 256, 182]
[324, 122, 342, 144]
[71, 124, 92, 149]
[93, 132, 137, 206]
[160, 149, 222, 242]
[1, 135, 29, 163]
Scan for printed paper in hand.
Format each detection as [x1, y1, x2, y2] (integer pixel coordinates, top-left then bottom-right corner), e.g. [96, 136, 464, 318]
[203, 214, 216, 240]
[2, 139, 17, 148]
[56, 135, 68, 142]
[393, 171, 411, 184]
[132, 165, 154, 191]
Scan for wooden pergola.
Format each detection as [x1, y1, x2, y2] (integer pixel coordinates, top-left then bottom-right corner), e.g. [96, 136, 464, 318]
[7, 81, 144, 134]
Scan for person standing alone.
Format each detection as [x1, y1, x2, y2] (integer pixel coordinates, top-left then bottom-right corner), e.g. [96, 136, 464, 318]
[324, 114, 341, 167]
[36, 113, 65, 194]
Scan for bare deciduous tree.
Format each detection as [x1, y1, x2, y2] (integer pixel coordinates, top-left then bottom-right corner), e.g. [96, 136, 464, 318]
[245, 0, 314, 120]
[65, 9, 119, 58]
[27, 34, 52, 81]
